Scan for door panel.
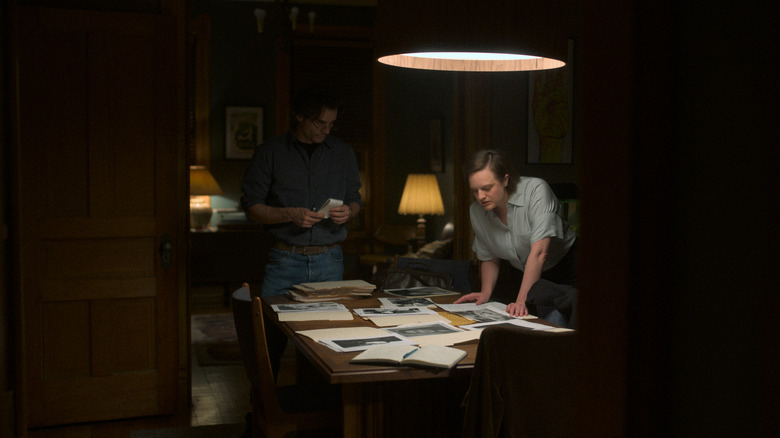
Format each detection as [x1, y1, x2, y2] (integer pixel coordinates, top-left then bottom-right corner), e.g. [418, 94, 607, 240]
[17, 7, 182, 427]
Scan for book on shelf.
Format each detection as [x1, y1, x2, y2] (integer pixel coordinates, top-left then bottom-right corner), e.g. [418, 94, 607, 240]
[349, 344, 467, 369]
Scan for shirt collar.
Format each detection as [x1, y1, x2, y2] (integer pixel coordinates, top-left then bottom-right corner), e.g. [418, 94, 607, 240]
[505, 180, 525, 208]
[287, 131, 333, 150]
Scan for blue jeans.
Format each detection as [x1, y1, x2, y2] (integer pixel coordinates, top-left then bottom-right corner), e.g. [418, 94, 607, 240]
[260, 244, 344, 378]
[261, 245, 344, 297]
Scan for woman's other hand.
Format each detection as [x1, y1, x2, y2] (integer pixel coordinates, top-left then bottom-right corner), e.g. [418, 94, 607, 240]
[506, 301, 529, 317]
[454, 292, 490, 305]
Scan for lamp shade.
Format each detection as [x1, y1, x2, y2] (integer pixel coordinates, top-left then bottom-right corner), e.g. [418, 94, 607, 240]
[376, 0, 567, 72]
[189, 165, 223, 196]
[398, 174, 445, 216]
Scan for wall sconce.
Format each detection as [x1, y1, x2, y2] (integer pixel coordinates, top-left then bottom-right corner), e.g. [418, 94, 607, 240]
[308, 11, 316, 33]
[398, 174, 445, 248]
[190, 165, 223, 230]
[376, 0, 567, 72]
[254, 8, 266, 33]
[289, 6, 299, 31]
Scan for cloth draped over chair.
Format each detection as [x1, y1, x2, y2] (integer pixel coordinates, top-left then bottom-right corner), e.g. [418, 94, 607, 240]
[461, 325, 576, 438]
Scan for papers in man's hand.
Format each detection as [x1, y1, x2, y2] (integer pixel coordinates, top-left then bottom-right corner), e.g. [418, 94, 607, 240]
[270, 301, 353, 321]
[350, 344, 467, 369]
[317, 198, 342, 218]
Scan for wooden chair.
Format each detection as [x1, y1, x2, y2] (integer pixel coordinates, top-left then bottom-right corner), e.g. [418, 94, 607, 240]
[231, 284, 341, 438]
[358, 224, 416, 275]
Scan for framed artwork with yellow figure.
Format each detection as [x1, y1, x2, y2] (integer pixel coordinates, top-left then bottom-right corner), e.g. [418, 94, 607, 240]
[527, 39, 574, 164]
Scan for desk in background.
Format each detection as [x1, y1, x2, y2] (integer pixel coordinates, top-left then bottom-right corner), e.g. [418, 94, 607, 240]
[189, 225, 271, 305]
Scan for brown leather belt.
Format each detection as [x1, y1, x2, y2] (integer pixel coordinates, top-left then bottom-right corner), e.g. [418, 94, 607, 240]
[273, 242, 339, 255]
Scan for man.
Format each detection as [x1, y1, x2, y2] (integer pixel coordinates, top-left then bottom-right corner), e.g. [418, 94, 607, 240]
[241, 82, 363, 374]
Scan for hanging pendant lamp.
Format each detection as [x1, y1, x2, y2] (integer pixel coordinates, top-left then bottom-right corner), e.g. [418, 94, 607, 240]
[376, 0, 568, 72]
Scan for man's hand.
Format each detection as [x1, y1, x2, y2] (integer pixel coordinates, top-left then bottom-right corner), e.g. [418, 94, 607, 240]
[288, 207, 324, 228]
[327, 205, 352, 225]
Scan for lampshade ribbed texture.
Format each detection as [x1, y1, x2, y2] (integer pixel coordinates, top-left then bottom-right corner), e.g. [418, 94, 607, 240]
[398, 174, 445, 216]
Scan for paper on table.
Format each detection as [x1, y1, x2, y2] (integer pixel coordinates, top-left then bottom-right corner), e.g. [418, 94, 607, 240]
[463, 318, 554, 331]
[296, 279, 375, 291]
[367, 313, 449, 327]
[412, 330, 482, 347]
[437, 302, 539, 320]
[296, 326, 390, 342]
[278, 310, 354, 322]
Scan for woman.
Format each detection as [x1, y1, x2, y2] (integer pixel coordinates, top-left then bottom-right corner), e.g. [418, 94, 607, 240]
[454, 150, 578, 326]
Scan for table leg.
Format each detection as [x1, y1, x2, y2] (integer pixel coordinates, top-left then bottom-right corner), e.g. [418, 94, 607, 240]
[342, 382, 384, 438]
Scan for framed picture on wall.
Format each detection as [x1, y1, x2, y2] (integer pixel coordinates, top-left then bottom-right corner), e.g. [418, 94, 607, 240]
[527, 39, 575, 164]
[225, 106, 262, 159]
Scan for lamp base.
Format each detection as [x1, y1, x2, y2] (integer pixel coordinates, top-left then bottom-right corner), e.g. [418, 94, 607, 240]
[415, 216, 427, 250]
[190, 202, 213, 230]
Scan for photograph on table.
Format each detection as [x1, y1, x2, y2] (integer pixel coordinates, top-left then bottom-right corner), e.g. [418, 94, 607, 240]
[378, 297, 437, 308]
[385, 321, 463, 338]
[354, 307, 436, 317]
[320, 333, 414, 353]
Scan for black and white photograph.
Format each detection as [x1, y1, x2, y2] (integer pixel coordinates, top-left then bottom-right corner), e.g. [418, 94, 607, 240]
[353, 307, 436, 317]
[463, 319, 553, 331]
[384, 286, 460, 298]
[320, 334, 413, 353]
[450, 308, 511, 324]
[271, 302, 348, 313]
[378, 297, 437, 308]
[386, 322, 463, 338]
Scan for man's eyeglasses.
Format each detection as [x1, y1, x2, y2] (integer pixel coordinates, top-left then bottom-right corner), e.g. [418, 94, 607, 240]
[309, 118, 337, 132]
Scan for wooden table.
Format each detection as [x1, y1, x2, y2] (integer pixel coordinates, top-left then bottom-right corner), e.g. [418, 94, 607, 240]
[262, 292, 479, 437]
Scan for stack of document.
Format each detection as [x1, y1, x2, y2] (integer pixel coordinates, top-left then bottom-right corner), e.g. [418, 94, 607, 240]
[271, 302, 354, 321]
[287, 279, 376, 302]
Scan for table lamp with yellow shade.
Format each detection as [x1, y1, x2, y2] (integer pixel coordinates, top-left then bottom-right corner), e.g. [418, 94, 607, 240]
[189, 165, 223, 230]
[398, 174, 445, 248]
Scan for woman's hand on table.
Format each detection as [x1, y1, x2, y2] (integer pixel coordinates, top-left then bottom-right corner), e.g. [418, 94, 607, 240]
[454, 292, 490, 305]
[505, 302, 529, 318]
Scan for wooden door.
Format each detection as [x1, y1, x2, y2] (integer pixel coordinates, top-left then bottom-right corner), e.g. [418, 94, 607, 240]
[16, 8, 183, 427]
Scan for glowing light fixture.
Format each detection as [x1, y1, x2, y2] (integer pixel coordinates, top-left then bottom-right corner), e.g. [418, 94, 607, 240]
[398, 174, 445, 247]
[377, 0, 568, 72]
[189, 165, 223, 230]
